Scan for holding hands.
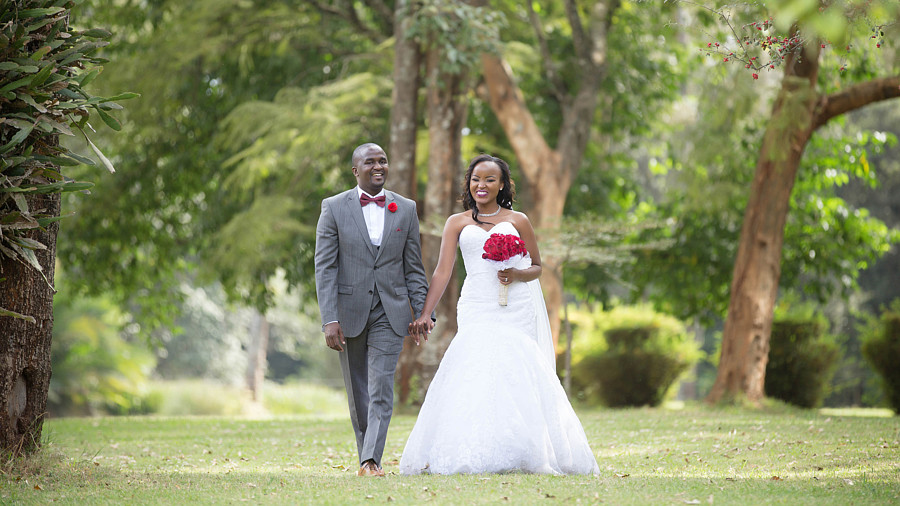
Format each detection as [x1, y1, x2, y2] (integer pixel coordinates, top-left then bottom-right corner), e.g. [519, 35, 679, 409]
[408, 316, 434, 345]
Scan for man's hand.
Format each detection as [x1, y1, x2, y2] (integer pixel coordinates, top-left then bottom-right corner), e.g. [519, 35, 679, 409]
[324, 322, 346, 352]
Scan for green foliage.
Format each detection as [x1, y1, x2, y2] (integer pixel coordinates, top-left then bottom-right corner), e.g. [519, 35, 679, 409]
[207, 73, 392, 307]
[406, 0, 504, 76]
[0, 0, 135, 319]
[568, 305, 701, 407]
[764, 311, 839, 409]
[861, 299, 900, 414]
[49, 276, 155, 416]
[57, 0, 392, 330]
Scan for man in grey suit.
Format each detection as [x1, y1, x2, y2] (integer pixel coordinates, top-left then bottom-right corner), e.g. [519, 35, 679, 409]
[314, 142, 429, 477]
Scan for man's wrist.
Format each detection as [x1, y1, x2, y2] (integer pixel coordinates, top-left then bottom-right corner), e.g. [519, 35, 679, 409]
[322, 320, 339, 331]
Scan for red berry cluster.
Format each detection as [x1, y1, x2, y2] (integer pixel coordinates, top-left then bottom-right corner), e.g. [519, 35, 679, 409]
[704, 12, 887, 80]
[482, 233, 527, 262]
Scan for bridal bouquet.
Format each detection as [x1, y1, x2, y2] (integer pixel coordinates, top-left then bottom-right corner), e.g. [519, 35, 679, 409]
[482, 233, 528, 306]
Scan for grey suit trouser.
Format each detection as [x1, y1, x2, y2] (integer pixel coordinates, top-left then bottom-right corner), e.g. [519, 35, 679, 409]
[339, 291, 403, 467]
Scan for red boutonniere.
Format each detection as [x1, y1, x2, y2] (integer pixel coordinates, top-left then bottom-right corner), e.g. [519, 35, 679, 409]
[388, 202, 398, 213]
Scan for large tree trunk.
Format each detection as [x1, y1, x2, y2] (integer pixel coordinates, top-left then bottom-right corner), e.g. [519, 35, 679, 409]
[388, 0, 421, 201]
[0, 192, 59, 454]
[707, 37, 900, 404]
[398, 48, 468, 403]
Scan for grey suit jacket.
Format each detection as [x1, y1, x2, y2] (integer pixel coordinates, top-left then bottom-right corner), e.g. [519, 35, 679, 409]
[314, 188, 428, 337]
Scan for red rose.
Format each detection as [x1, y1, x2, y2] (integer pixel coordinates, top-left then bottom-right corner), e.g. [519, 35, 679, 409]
[388, 202, 398, 213]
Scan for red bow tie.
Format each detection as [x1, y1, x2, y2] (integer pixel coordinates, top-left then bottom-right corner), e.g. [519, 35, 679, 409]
[360, 194, 386, 207]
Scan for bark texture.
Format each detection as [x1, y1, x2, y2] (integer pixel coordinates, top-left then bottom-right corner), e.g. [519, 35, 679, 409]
[0, 192, 59, 453]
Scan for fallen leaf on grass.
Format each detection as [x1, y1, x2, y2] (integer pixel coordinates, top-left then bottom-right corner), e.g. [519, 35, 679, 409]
[615, 473, 630, 478]
[843, 479, 854, 486]
[386, 496, 394, 502]
[770, 476, 782, 481]
[683, 500, 700, 505]
[33, 484, 42, 491]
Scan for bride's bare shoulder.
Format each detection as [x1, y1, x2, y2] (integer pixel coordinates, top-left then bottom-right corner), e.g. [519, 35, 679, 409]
[444, 212, 471, 233]
[508, 210, 534, 228]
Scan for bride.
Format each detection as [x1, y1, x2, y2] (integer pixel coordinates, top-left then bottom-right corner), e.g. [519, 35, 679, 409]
[400, 154, 599, 475]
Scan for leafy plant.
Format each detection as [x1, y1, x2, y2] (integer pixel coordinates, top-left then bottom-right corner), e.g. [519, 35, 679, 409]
[861, 298, 900, 414]
[48, 285, 155, 416]
[0, 0, 136, 320]
[764, 314, 839, 409]
[568, 305, 701, 407]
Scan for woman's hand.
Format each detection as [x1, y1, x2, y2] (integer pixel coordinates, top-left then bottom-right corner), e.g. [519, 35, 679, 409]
[498, 268, 520, 285]
[408, 316, 435, 345]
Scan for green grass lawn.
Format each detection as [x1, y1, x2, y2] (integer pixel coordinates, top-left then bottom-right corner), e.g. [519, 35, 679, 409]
[2, 404, 898, 505]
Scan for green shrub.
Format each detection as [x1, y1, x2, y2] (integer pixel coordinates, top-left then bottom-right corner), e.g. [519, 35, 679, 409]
[861, 302, 900, 414]
[569, 305, 700, 407]
[764, 316, 839, 408]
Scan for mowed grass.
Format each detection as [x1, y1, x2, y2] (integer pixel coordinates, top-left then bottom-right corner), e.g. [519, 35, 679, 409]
[1, 404, 898, 505]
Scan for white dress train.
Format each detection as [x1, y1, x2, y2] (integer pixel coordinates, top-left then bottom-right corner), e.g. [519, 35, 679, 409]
[399, 221, 600, 475]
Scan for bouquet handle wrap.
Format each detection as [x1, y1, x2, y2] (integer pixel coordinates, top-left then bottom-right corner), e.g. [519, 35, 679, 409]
[499, 283, 509, 306]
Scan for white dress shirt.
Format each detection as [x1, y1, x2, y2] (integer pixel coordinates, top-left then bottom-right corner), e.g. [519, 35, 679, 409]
[357, 187, 385, 247]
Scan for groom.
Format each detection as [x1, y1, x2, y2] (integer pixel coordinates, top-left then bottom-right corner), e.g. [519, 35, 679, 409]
[314, 142, 429, 477]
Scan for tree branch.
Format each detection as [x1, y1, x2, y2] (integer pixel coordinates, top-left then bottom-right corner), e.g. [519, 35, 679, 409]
[563, 0, 588, 62]
[365, 0, 394, 31]
[527, 0, 567, 102]
[362, 0, 395, 33]
[309, 0, 385, 43]
[814, 76, 900, 130]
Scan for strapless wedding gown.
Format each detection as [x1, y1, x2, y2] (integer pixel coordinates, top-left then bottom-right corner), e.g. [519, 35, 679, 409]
[399, 221, 600, 475]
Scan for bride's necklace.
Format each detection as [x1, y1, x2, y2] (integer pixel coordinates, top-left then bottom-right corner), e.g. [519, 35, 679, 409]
[479, 206, 502, 217]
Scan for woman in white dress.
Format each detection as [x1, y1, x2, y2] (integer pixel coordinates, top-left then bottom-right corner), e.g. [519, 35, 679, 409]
[400, 155, 599, 475]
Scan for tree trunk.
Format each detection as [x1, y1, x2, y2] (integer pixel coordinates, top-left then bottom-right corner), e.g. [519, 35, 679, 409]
[246, 310, 270, 403]
[707, 43, 821, 405]
[0, 192, 59, 454]
[388, 0, 421, 201]
[398, 47, 468, 403]
[707, 41, 900, 404]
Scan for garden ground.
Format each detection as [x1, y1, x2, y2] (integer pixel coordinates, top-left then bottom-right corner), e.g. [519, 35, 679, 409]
[1, 403, 898, 504]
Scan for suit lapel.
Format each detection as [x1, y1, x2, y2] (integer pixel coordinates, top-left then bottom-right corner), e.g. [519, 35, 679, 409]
[375, 191, 397, 263]
[345, 190, 377, 258]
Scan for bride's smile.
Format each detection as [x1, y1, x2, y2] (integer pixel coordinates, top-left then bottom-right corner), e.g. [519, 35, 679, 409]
[469, 161, 504, 212]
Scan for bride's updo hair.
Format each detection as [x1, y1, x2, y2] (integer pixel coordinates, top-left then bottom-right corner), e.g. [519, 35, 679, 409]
[460, 154, 516, 224]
